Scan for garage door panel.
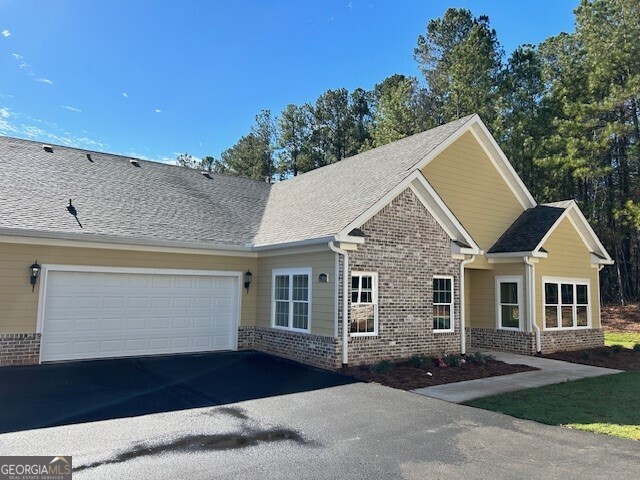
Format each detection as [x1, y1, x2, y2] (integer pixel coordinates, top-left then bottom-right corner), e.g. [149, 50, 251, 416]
[41, 270, 238, 362]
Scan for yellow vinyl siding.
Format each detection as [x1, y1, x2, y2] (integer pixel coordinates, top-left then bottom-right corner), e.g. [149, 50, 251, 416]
[536, 218, 600, 329]
[422, 131, 525, 268]
[257, 250, 335, 337]
[468, 264, 526, 329]
[0, 243, 257, 334]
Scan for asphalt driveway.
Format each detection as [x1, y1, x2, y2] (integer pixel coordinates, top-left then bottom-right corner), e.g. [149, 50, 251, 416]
[0, 382, 638, 479]
[0, 351, 354, 434]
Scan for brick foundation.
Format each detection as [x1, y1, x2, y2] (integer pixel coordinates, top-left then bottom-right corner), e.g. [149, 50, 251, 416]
[0, 333, 41, 366]
[238, 326, 340, 370]
[469, 327, 605, 355]
[539, 328, 604, 354]
[469, 328, 536, 355]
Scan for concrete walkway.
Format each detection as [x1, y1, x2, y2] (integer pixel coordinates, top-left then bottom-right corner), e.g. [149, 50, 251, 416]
[413, 351, 623, 403]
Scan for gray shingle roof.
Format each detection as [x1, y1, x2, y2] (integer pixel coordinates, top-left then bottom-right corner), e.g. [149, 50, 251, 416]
[253, 115, 475, 245]
[0, 137, 271, 247]
[0, 115, 475, 249]
[488, 203, 569, 253]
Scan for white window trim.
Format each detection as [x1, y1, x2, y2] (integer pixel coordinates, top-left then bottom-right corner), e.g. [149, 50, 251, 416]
[433, 275, 455, 333]
[271, 267, 312, 333]
[350, 271, 378, 337]
[542, 276, 591, 330]
[495, 275, 523, 331]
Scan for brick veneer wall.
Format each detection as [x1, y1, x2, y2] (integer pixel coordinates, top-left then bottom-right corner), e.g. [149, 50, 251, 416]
[469, 327, 605, 355]
[539, 328, 604, 353]
[238, 326, 340, 370]
[346, 188, 462, 365]
[469, 328, 536, 355]
[0, 333, 41, 366]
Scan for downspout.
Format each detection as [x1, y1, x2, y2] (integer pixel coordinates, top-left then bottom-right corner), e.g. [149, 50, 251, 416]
[524, 257, 541, 354]
[329, 241, 349, 366]
[459, 255, 476, 355]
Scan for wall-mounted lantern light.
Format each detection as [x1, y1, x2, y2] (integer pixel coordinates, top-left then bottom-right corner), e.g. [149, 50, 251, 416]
[318, 273, 329, 283]
[244, 270, 253, 293]
[29, 261, 41, 292]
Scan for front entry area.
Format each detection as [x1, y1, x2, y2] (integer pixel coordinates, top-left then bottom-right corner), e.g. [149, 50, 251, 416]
[39, 267, 240, 362]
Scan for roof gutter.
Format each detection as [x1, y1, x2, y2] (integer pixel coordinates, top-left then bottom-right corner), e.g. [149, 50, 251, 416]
[524, 256, 541, 354]
[328, 241, 349, 367]
[0, 228, 256, 256]
[459, 255, 476, 355]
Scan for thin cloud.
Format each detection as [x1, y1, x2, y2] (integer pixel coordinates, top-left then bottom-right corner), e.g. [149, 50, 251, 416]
[11, 53, 22, 59]
[122, 92, 128, 98]
[154, 108, 162, 113]
[61, 105, 82, 113]
[1, 30, 10, 38]
[0, 107, 10, 118]
[18, 62, 30, 70]
[0, 107, 107, 150]
[36, 77, 54, 85]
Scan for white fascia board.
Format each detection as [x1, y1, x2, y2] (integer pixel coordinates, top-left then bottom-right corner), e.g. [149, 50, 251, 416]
[567, 204, 613, 262]
[413, 115, 536, 211]
[451, 242, 482, 256]
[468, 119, 537, 209]
[0, 228, 257, 257]
[591, 253, 614, 265]
[487, 250, 548, 259]
[252, 236, 337, 251]
[414, 114, 479, 169]
[531, 202, 613, 263]
[334, 234, 366, 245]
[409, 172, 481, 253]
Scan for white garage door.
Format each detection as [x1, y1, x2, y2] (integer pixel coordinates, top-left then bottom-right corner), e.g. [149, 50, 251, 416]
[40, 269, 239, 362]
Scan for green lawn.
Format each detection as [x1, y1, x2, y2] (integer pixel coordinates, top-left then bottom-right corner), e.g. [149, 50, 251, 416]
[464, 372, 640, 441]
[605, 331, 640, 349]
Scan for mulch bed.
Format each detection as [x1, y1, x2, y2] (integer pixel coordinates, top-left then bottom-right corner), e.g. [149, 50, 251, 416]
[545, 347, 640, 371]
[342, 360, 537, 390]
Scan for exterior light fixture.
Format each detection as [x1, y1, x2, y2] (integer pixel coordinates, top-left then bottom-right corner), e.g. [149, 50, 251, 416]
[244, 270, 253, 293]
[318, 273, 328, 283]
[29, 261, 41, 292]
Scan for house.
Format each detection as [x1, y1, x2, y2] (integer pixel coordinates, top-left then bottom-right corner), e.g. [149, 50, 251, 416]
[0, 114, 613, 370]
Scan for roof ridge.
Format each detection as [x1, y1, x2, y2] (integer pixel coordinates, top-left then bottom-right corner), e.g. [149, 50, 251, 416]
[271, 114, 476, 189]
[0, 134, 272, 187]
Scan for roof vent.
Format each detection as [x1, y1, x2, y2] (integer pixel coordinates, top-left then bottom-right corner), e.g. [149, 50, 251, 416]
[129, 159, 140, 167]
[86, 153, 93, 162]
[42, 145, 54, 153]
[201, 171, 212, 179]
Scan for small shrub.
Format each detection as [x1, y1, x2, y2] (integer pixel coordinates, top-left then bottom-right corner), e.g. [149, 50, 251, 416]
[434, 356, 447, 368]
[443, 353, 462, 367]
[467, 352, 493, 365]
[371, 360, 393, 374]
[633, 343, 640, 352]
[409, 354, 432, 369]
[579, 350, 593, 360]
[611, 344, 624, 353]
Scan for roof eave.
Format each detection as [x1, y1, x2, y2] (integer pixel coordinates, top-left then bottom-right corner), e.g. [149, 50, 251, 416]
[0, 227, 255, 255]
[487, 250, 548, 259]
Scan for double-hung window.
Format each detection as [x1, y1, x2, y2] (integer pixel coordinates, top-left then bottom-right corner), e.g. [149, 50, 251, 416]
[350, 272, 378, 335]
[433, 276, 454, 332]
[544, 278, 589, 329]
[496, 276, 522, 330]
[272, 268, 311, 332]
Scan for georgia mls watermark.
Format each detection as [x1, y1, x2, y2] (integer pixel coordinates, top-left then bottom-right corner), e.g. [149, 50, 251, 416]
[0, 456, 72, 480]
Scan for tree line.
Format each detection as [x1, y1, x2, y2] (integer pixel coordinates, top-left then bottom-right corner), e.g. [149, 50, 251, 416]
[177, 0, 640, 304]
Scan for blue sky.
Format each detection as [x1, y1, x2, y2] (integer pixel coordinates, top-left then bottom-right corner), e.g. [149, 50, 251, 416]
[0, 0, 578, 162]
